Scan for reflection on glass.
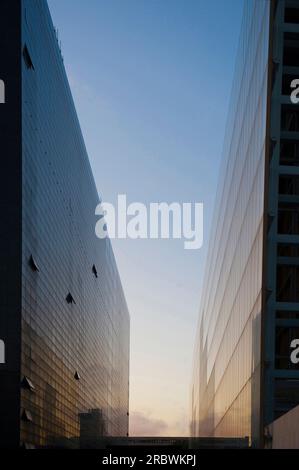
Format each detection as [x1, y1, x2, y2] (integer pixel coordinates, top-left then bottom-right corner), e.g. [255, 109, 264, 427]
[191, 0, 270, 444]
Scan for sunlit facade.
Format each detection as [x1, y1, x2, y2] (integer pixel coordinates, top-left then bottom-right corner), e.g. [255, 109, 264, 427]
[191, 0, 299, 447]
[0, 0, 129, 449]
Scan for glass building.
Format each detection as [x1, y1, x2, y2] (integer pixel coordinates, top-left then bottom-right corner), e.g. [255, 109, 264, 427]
[0, 0, 129, 449]
[191, 0, 299, 447]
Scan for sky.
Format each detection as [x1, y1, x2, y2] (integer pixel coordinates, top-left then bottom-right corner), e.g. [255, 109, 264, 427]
[48, 0, 245, 436]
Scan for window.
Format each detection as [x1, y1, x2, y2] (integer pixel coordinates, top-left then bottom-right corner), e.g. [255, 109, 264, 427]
[275, 378, 299, 419]
[285, 8, 299, 25]
[65, 292, 76, 305]
[21, 376, 35, 392]
[278, 204, 299, 234]
[66, 292, 76, 304]
[279, 175, 299, 195]
[280, 140, 299, 166]
[278, 243, 299, 258]
[21, 410, 33, 422]
[28, 255, 39, 272]
[23, 45, 34, 70]
[281, 105, 299, 132]
[74, 371, 81, 381]
[92, 264, 98, 278]
[277, 265, 299, 302]
[277, 310, 299, 320]
[283, 32, 299, 67]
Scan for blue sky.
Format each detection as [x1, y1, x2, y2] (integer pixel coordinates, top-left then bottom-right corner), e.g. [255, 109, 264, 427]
[48, 0, 244, 436]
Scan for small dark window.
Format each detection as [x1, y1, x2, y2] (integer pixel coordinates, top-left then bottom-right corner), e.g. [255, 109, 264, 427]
[278, 243, 299, 258]
[23, 45, 34, 70]
[283, 32, 299, 67]
[66, 293, 76, 304]
[21, 409, 33, 422]
[277, 265, 299, 302]
[285, 8, 299, 24]
[279, 175, 299, 195]
[280, 140, 299, 166]
[21, 376, 35, 392]
[275, 378, 299, 419]
[74, 371, 81, 381]
[278, 204, 299, 234]
[92, 264, 98, 278]
[28, 255, 39, 272]
[277, 310, 299, 320]
[281, 105, 299, 132]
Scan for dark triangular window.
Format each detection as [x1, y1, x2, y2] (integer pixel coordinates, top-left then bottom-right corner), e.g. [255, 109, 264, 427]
[21, 409, 33, 422]
[29, 255, 39, 272]
[21, 376, 35, 392]
[74, 371, 81, 381]
[92, 264, 98, 278]
[66, 292, 76, 304]
[23, 45, 34, 70]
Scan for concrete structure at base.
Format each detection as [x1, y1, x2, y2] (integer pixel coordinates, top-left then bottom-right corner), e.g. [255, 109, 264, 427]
[83, 437, 249, 449]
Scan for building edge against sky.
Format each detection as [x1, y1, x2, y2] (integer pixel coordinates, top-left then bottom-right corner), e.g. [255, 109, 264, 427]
[191, 0, 299, 447]
[0, 0, 129, 449]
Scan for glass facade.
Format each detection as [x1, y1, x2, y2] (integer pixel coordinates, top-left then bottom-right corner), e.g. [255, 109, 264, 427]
[191, 0, 270, 444]
[191, 0, 299, 447]
[0, 0, 130, 449]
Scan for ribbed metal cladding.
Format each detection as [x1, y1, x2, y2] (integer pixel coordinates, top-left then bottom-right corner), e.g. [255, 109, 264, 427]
[191, 0, 271, 446]
[0, 0, 130, 449]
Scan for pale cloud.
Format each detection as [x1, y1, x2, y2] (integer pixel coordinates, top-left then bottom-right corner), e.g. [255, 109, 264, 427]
[130, 411, 168, 437]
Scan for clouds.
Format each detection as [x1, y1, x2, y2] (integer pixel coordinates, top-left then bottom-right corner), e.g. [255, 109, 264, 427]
[130, 411, 168, 436]
[129, 409, 190, 437]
